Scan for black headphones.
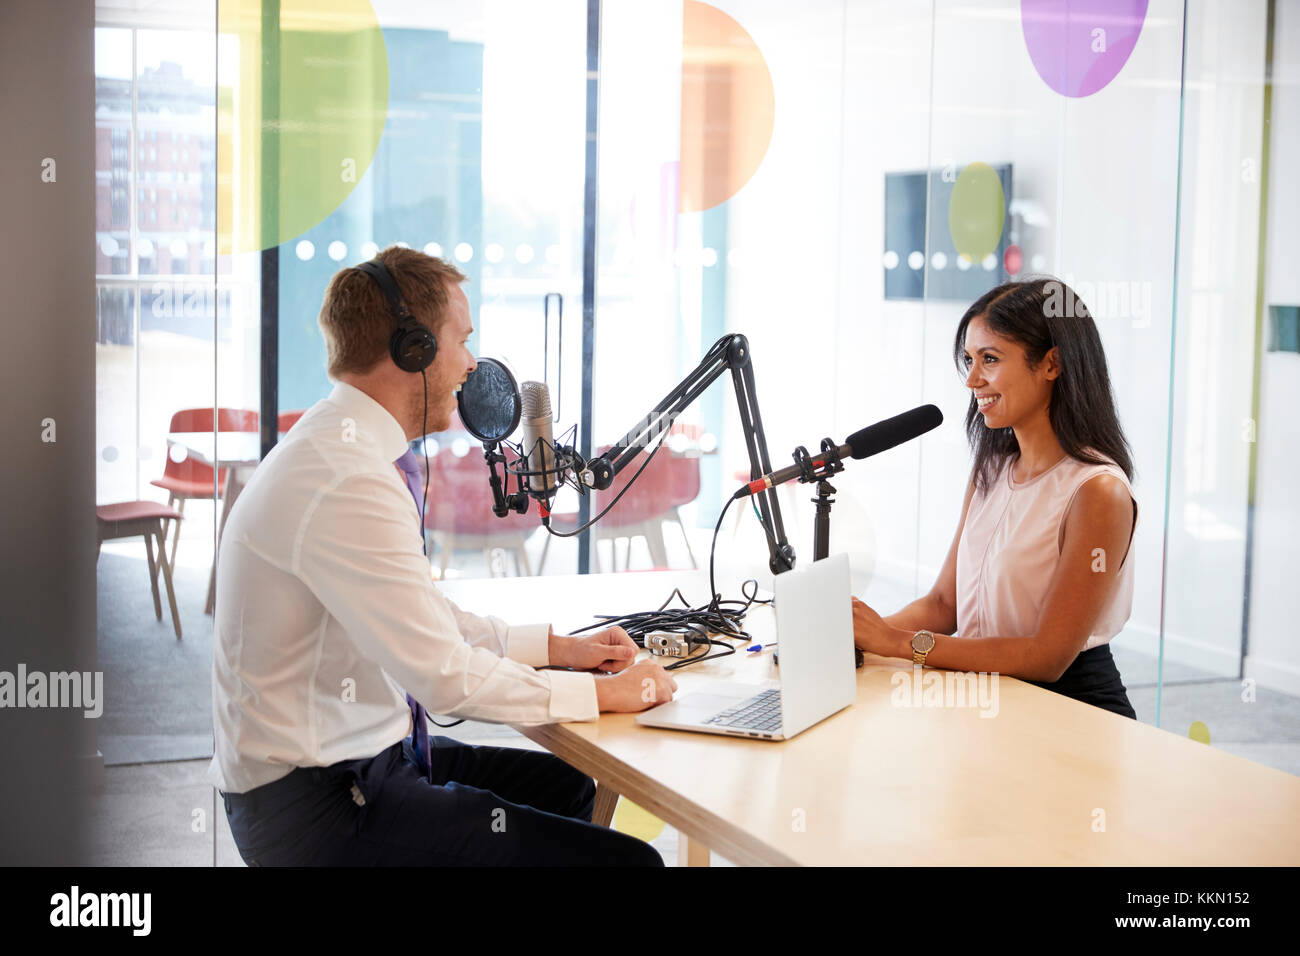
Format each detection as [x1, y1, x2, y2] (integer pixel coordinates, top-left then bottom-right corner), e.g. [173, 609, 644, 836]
[354, 259, 438, 373]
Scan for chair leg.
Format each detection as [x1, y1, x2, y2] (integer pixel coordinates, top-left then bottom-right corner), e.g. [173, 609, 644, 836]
[644, 521, 669, 569]
[167, 494, 185, 574]
[205, 561, 216, 616]
[143, 528, 163, 621]
[675, 510, 697, 569]
[439, 533, 451, 580]
[156, 523, 182, 639]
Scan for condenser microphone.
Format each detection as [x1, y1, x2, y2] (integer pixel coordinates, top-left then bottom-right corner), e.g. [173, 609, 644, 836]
[519, 381, 560, 507]
[733, 404, 943, 498]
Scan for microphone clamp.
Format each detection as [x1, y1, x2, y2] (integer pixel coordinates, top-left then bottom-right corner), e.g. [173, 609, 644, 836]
[481, 442, 529, 518]
[793, 438, 845, 485]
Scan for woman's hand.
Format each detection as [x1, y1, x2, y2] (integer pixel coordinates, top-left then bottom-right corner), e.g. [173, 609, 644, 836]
[851, 597, 910, 660]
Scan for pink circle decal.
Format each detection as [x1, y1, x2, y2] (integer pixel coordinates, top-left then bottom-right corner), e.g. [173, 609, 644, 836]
[1005, 244, 1023, 275]
[1021, 0, 1148, 98]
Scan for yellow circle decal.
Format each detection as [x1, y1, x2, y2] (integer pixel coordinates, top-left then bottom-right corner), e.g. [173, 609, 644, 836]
[218, 0, 389, 253]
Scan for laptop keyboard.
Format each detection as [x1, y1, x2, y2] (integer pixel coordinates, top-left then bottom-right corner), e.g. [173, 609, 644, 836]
[704, 689, 783, 733]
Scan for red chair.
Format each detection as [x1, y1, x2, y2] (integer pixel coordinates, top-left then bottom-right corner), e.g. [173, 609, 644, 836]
[278, 409, 306, 434]
[151, 408, 258, 603]
[539, 442, 680, 573]
[96, 500, 184, 639]
[424, 446, 538, 578]
[662, 422, 706, 568]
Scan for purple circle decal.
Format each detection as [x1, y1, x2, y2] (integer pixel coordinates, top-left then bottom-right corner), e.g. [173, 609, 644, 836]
[1021, 0, 1149, 98]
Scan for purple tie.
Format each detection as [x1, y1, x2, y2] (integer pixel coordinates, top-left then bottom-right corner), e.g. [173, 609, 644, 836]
[394, 450, 432, 782]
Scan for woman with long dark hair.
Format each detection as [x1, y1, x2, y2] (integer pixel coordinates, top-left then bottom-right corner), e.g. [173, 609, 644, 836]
[851, 277, 1140, 718]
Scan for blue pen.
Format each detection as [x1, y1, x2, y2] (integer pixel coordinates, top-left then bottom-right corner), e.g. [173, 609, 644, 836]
[746, 643, 778, 653]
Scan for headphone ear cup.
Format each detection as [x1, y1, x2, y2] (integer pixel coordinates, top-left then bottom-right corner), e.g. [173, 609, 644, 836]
[390, 320, 437, 373]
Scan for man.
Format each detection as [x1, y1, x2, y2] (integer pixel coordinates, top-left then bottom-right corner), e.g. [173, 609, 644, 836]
[210, 246, 677, 865]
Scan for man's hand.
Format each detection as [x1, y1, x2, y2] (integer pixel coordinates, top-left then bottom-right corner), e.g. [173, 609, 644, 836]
[593, 661, 678, 713]
[549, 626, 639, 673]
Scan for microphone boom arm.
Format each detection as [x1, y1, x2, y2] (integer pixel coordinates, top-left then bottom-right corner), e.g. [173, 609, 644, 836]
[584, 334, 795, 575]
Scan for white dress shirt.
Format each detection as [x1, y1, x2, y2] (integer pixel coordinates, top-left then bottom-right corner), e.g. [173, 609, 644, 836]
[209, 381, 598, 794]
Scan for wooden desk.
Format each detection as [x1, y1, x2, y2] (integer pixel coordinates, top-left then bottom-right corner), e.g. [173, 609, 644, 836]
[441, 570, 1300, 866]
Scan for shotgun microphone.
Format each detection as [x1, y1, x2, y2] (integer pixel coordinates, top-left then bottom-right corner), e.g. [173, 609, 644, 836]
[733, 404, 943, 499]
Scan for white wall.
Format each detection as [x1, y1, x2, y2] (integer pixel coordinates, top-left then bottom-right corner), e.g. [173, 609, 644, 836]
[591, 0, 1291, 692]
[1247, 0, 1300, 694]
[1162, 0, 1269, 679]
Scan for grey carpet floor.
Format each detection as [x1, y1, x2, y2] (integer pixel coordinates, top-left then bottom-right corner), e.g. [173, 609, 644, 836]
[96, 550, 215, 765]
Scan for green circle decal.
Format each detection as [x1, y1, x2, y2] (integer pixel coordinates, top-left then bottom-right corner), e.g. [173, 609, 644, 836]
[219, 0, 389, 253]
[1188, 720, 1211, 745]
[948, 162, 1006, 263]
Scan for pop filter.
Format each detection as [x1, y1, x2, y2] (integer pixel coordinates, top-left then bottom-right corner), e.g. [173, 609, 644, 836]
[457, 357, 521, 444]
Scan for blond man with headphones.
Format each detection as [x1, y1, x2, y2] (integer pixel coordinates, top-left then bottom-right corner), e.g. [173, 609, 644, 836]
[210, 246, 675, 866]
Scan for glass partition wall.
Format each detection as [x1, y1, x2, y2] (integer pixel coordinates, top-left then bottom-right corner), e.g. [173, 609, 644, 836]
[592, 0, 1297, 778]
[90, 0, 1298, 865]
[92, 3, 226, 865]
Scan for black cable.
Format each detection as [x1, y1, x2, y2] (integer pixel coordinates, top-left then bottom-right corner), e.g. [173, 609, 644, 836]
[541, 426, 671, 538]
[750, 495, 781, 556]
[707, 493, 736, 608]
[740, 577, 774, 606]
[419, 368, 429, 557]
[563, 492, 775, 670]
[539, 333, 781, 668]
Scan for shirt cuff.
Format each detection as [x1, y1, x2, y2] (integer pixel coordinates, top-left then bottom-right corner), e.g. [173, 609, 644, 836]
[504, 622, 552, 667]
[545, 670, 600, 722]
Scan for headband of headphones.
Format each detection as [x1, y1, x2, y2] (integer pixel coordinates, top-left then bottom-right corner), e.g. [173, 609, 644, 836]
[354, 259, 438, 374]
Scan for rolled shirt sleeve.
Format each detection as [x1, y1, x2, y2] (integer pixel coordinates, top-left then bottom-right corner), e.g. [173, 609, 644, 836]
[294, 472, 598, 725]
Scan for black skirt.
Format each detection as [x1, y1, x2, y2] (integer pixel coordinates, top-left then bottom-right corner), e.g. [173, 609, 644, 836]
[1026, 643, 1137, 719]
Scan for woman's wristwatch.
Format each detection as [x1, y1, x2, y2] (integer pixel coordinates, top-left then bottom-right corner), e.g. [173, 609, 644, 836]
[910, 629, 936, 667]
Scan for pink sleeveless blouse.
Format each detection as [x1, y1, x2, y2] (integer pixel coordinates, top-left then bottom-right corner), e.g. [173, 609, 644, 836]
[954, 449, 1137, 649]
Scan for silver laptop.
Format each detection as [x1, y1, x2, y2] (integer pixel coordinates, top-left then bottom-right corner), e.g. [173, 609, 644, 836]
[636, 553, 856, 740]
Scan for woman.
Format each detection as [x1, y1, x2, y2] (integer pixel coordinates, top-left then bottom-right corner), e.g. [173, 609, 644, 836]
[851, 277, 1140, 718]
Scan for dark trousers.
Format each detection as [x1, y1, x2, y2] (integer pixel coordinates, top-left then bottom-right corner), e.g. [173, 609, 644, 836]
[222, 735, 663, 866]
[1027, 643, 1137, 719]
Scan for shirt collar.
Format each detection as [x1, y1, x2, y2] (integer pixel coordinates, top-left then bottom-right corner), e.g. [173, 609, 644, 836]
[326, 381, 411, 463]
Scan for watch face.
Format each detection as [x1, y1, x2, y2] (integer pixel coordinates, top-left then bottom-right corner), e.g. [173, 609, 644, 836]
[914, 631, 936, 653]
